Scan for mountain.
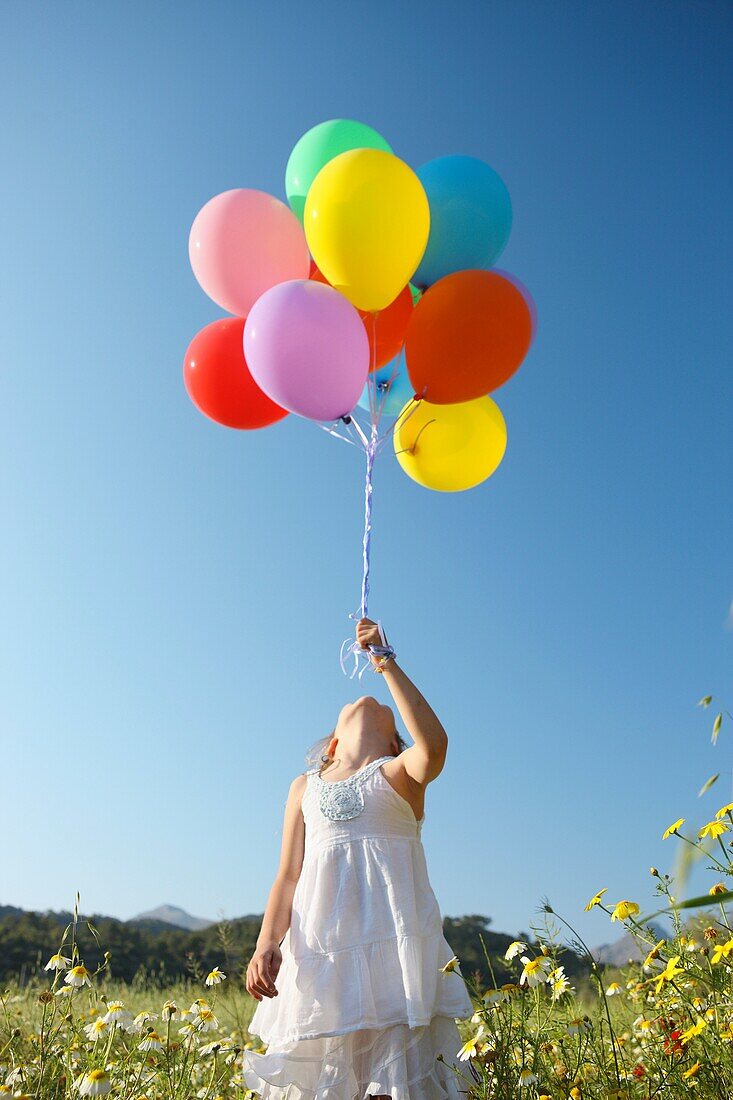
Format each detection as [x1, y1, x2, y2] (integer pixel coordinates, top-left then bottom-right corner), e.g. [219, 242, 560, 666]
[590, 921, 668, 966]
[130, 904, 213, 931]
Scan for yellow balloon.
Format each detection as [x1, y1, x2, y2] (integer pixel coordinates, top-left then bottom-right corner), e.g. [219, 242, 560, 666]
[393, 395, 507, 492]
[304, 148, 430, 312]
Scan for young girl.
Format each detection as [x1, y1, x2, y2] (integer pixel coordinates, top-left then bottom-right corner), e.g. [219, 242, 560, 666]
[242, 617, 473, 1100]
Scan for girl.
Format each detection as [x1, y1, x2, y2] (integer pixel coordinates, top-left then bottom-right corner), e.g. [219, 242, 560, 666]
[242, 617, 473, 1100]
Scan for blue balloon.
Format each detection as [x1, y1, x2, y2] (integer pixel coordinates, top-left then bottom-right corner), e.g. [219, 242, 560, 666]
[412, 155, 512, 289]
[357, 357, 414, 418]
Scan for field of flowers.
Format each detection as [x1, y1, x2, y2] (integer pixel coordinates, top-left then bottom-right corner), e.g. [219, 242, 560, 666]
[3, 699, 733, 1099]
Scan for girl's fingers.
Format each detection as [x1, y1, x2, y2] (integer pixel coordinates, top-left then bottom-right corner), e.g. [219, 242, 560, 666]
[255, 962, 278, 996]
[246, 961, 277, 999]
[246, 975, 262, 1001]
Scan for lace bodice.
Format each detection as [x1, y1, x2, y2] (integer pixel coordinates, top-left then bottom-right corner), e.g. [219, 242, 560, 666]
[307, 754, 395, 821]
[300, 754, 424, 854]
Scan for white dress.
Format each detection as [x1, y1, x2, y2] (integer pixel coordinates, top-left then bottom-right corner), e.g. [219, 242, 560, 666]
[242, 755, 474, 1100]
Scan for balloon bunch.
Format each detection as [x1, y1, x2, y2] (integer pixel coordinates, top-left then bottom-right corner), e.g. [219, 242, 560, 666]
[183, 119, 535, 675]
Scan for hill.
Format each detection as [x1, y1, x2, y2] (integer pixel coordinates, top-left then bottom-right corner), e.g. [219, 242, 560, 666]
[130, 904, 213, 931]
[0, 903, 604, 990]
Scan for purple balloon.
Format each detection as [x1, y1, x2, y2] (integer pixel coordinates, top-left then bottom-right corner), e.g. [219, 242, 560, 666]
[244, 280, 370, 421]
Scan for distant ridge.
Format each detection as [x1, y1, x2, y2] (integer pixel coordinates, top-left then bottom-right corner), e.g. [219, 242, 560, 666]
[130, 904, 213, 931]
[589, 921, 668, 966]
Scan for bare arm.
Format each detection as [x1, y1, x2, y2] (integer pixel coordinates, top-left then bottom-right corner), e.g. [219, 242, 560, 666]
[356, 619, 448, 786]
[246, 773, 307, 1001]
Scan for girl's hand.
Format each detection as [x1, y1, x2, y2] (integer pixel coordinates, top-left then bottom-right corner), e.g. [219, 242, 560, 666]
[246, 944, 282, 1001]
[356, 617, 385, 653]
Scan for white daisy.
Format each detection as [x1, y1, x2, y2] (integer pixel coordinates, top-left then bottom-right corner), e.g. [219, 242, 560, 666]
[102, 1002, 134, 1030]
[76, 1069, 111, 1096]
[504, 941, 527, 961]
[84, 1019, 109, 1041]
[194, 1008, 219, 1032]
[44, 953, 72, 971]
[130, 1011, 157, 1033]
[138, 1032, 164, 1053]
[519, 955, 553, 987]
[64, 965, 92, 988]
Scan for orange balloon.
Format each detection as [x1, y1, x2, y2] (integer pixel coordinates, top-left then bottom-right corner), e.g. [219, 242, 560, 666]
[310, 262, 413, 371]
[405, 269, 533, 403]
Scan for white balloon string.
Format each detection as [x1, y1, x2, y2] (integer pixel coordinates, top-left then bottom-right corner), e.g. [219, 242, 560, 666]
[340, 311, 383, 677]
[317, 423, 361, 449]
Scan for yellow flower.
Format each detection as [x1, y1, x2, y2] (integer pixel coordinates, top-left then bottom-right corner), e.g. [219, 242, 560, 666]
[662, 818, 684, 839]
[611, 900, 640, 922]
[680, 1018, 707, 1044]
[682, 1061, 701, 1079]
[653, 954, 684, 994]
[699, 819, 729, 839]
[710, 882, 728, 895]
[710, 937, 733, 965]
[715, 802, 733, 819]
[440, 956, 460, 973]
[583, 888, 607, 911]
[642, 939, 666, 971]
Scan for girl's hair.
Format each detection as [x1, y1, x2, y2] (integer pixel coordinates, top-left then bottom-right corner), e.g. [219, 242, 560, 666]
[305, 729, 409, 777]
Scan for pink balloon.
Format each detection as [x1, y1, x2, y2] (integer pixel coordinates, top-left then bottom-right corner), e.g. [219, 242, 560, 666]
[244, 280, 370, 421]
[188, 189, 310, 316]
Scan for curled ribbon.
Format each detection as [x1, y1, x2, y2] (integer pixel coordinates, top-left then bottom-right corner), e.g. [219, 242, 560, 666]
[339, 617, 396, 679]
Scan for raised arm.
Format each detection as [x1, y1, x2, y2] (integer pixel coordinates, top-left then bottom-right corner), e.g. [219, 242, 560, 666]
[246, 773, 307, 1001]
[356, 618, 448, 786]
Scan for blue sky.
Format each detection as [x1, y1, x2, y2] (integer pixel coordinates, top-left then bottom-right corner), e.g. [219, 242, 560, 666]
[3, 1, 732, 948]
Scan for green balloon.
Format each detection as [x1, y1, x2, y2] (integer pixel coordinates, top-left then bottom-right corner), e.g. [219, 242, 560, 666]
[285, 119, 393, 223]
[408, 282, 423, 306]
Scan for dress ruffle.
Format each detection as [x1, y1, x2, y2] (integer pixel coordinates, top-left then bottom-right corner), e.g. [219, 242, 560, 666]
[247, 931, 474, 1045]
[242, 1014, 470, 1100]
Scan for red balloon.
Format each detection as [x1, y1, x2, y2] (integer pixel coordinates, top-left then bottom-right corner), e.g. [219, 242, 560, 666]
[183, 317, 289, 429]
[309, 262, 413, 371]
[405, 269, 533, 404]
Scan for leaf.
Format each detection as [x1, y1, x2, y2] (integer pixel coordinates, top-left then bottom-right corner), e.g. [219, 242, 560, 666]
[712, 713, 723, 744]
[641, 889, 733, 924]
[698, 695, 712, 708]
[698, 773, 720, 797]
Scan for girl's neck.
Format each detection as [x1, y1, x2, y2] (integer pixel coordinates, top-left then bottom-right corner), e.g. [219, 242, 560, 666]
[320, 736, 390, 777]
